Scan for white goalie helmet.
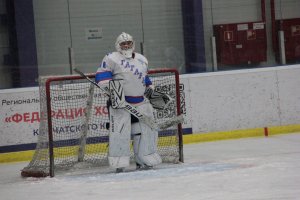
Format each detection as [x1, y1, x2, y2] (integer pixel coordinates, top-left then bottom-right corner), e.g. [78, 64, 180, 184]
[115, 32, 135, 58]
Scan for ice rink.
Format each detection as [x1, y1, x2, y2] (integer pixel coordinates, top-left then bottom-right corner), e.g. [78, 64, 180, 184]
[1, 133, 299, 200]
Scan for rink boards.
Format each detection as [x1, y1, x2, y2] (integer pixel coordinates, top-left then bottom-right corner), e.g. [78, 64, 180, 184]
[1, 64, 300, 162]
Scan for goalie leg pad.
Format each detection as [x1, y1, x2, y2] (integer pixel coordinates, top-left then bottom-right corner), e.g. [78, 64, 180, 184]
[132, 103, 162, 167]
[133, 131, 162, 167]
[131, 122, 141, 135]
[108, 108, 131, 168]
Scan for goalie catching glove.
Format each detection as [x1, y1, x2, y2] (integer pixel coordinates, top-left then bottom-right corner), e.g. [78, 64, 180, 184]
[144, 86, 173, 110]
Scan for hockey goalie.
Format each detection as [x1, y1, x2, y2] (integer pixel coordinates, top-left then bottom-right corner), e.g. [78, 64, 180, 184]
[95, 32, 172, 172]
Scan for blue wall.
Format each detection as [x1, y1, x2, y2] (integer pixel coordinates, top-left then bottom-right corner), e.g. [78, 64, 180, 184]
[181, 0, 206, 73]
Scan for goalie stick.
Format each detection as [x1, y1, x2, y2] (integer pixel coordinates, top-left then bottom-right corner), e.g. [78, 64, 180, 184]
[73, 68, 183, 130]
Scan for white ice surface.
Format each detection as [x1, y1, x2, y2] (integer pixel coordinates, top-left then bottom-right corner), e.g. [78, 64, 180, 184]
[1, 133, 300, 200]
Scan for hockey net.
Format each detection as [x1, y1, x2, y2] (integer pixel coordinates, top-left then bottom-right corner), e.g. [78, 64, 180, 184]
[21, 68, 183, 177]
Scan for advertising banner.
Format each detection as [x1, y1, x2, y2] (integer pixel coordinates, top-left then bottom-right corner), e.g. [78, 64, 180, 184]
[0, 88, 40, 149]
[0, 77, 192, 153]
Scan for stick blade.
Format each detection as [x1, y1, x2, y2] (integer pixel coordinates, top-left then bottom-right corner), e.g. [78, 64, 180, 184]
[158, 114, 184, 130]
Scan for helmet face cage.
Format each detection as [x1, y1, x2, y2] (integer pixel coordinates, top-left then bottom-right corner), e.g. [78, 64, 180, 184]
[119, 41, 133, 50]
[115, 32, 135, 58]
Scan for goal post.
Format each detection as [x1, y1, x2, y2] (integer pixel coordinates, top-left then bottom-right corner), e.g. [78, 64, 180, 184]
[148, 68, 183, 163]
[21, 68, 183, 177]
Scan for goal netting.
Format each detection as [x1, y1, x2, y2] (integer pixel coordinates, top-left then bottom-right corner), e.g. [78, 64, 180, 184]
[21, 69, 183, 177]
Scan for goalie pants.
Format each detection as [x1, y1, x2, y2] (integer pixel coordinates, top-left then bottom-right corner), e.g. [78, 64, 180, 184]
[108, 101, 162, 168]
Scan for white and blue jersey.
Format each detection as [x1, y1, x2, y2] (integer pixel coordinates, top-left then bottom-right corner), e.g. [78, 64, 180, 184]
[95, 52, 152, 104]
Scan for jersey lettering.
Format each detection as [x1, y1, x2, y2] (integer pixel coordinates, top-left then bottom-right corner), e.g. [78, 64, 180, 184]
[97, 52, 147, 96]
[125, 62, 130, 68]
[134, 69, 143, 79]
[101, 61, 107, 68]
